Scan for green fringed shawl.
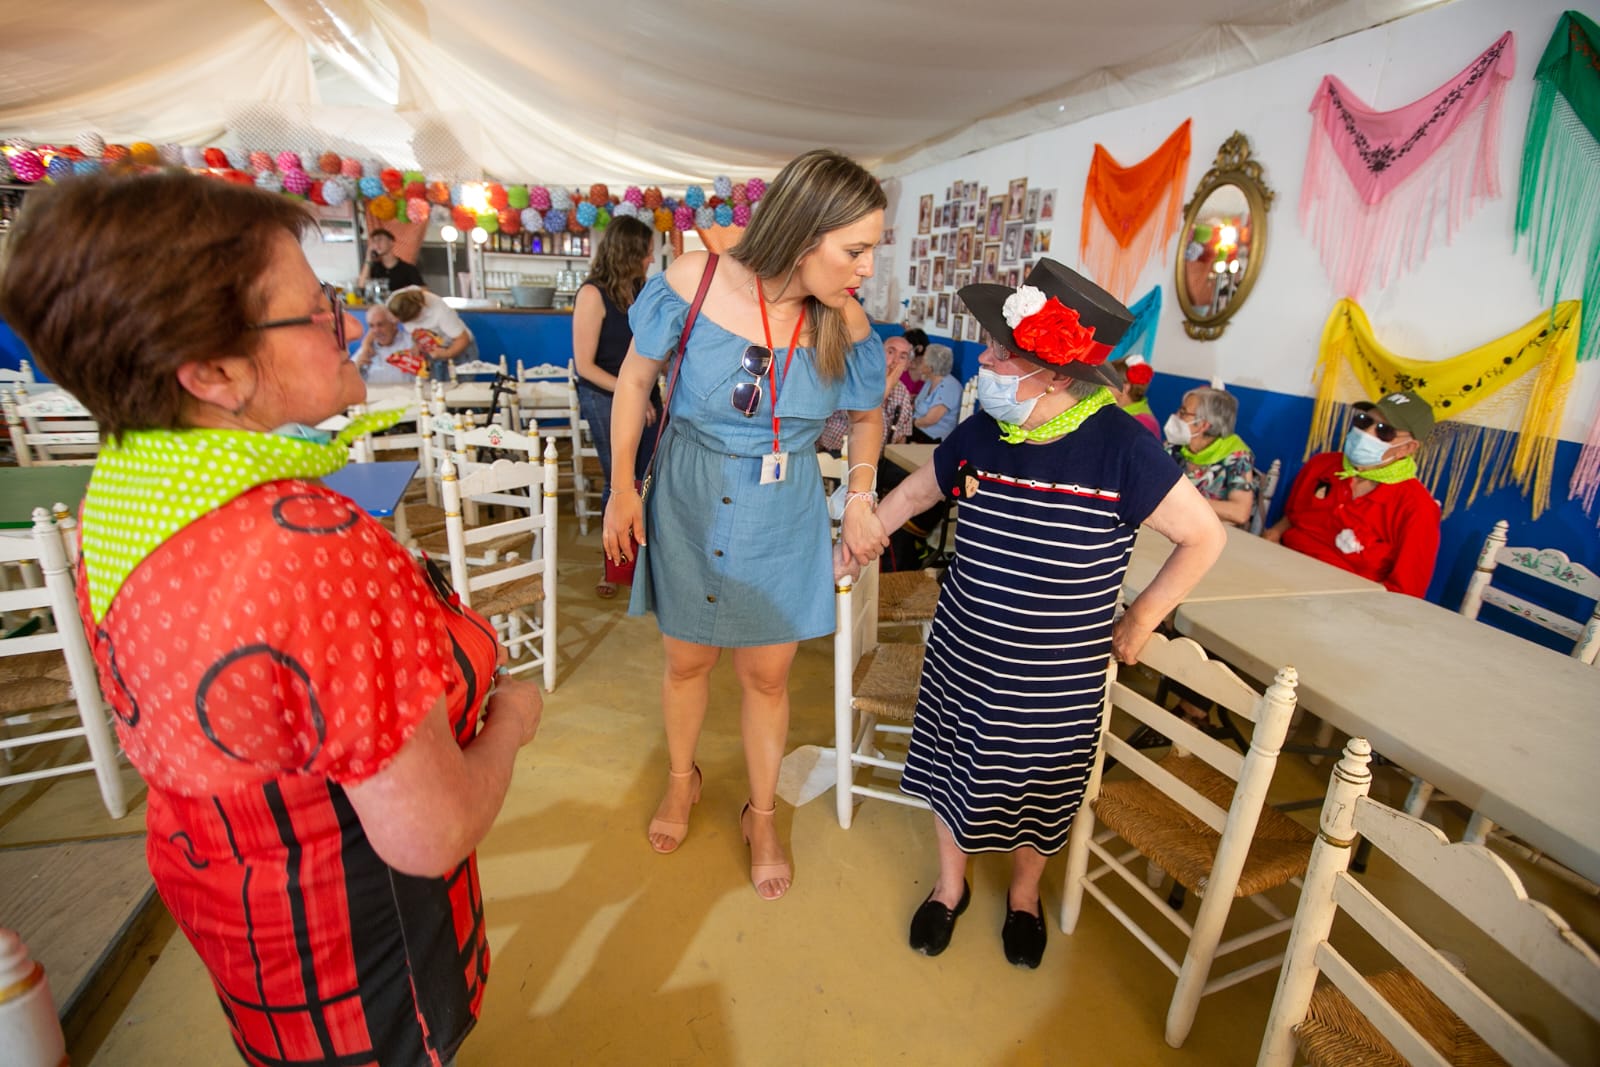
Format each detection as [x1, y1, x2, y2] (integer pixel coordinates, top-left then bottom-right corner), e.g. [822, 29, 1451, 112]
[1516, 10, 1600, 362]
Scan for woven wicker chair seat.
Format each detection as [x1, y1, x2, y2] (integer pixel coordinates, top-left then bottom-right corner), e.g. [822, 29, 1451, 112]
[850, 643, 925, 722]
[0, 651, 73, 714]
[878, 569, 940, 623]
[469, 573, 544, 619]
[1297, 969, 1506, 1067]
[414, 529, 530, 558]
[1093, 751, 1313, 898]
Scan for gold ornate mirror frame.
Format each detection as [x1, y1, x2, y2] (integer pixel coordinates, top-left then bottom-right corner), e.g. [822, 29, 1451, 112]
[1174, 132, 1273, 341]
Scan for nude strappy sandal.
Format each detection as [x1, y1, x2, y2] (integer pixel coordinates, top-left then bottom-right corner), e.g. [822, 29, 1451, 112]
[646, 764, 701, 854]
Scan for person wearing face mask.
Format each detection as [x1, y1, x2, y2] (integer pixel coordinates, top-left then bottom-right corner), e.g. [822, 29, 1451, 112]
[843, 259, 1225, 969]
[1164, 386, 1257, 527]
[1263, 390, 1440, 596]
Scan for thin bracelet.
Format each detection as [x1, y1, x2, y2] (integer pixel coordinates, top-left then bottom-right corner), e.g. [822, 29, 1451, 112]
[846, 462, 876, 481]
[844, 490, 878, 513]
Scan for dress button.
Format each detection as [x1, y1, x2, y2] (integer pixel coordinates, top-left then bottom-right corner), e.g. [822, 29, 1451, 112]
[714, 550, 724, 557]
[706, 594, 717, 603]
[722, 496, 732, 504]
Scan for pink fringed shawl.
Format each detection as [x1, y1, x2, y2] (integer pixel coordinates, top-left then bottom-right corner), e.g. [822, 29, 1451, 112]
[1301, 31, 1516, 299]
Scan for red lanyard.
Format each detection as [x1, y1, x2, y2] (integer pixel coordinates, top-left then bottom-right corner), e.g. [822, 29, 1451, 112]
[756, 290, 805, 455]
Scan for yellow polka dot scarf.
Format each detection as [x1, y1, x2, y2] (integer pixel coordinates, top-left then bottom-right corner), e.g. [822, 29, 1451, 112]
[81, 410, 404, 623]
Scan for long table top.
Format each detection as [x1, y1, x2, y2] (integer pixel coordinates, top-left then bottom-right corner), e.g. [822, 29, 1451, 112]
[0, 465, 94, 529]
[883, 443, 936, 472]
[322, 461, 418, 519]
[1174, 591, 1600, 884]
[1123, 524, 1382, 603]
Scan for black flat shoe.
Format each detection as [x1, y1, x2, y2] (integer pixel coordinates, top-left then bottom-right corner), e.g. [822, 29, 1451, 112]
[908, 881, 971, 957]
[1002, 902, 1047, 969]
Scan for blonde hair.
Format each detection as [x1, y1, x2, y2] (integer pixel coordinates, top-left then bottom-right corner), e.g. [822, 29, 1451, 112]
[387, 288, 425, 323]
[729, 149, 884, 381]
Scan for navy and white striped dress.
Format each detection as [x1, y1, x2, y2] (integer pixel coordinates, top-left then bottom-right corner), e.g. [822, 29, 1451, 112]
[899, 406, 1181, 854]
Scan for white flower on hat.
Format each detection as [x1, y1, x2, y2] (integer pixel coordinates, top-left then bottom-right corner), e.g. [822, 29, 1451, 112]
[1002, 285, 1047, 329]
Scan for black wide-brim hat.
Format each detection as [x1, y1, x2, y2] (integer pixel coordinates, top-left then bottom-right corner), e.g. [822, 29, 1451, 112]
[958, 259, 1133, 389]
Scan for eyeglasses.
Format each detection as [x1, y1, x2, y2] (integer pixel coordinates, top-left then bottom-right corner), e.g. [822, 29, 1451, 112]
[731, 344, 775, 417]
[1351, 408, 1399, 443]
[250, 282, 348, 350]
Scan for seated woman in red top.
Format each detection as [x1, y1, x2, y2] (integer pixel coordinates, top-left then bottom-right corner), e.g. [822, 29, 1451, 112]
[0, 171, 543, 1067]
[1264, 390, 1440, 597]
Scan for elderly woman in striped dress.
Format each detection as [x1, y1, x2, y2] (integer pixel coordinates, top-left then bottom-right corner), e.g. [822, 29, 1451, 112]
[847, 260, 1224, 968]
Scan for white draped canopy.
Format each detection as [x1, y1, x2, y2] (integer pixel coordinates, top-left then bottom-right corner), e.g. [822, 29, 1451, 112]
[0, 0, 1445, 185]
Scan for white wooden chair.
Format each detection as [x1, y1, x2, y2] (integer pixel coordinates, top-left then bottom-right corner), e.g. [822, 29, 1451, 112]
[515, 360, 584, 506]
[1060, 633, 1310, 1047]
[3, 389, 99, 467]
[417, 419, 545, 549]
[832, 561, 929, 828]
[1250, 458, 1282, 536]
[440, 448, 560, 691]
[0, 360, 38, 386]
[1459, 519, 1600, 665]
[0, 508, 127, 819]
[567, 363, 604, 535]
[1257, 738, 1600, 1067]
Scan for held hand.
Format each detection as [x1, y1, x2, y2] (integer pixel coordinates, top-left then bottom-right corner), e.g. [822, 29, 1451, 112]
[487, 675, 543, 746]
[1261, 524, 1284, 544]
[602, 487, 645, 564]
[841, 502, 889, 564]
[643, 404, 658, 428]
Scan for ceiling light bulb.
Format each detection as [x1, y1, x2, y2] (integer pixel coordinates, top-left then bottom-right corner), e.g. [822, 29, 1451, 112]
[440, 224, 459, 243]
[471, 227, 489, 245]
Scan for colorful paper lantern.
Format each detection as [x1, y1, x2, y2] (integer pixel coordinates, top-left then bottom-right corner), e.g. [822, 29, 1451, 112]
[46, 154, 73, 182]
[713, 175, 732, 198]
[73, 158, 103, 176]
[341, 157, 363, 179]
[507, 185, 529, 210]
[276, 151, 302, 172]
[487, 183, 508, 210]
[282, 168, 311, 195]
[642, 186, 663, 210]
[543, 208, 566, 233]
[407, 196, 429, 221]
[323, 178, 350, 206]
[652, 207, 672, 232]
[255, 170, 284, 193]
[379, 168, 403, 194]
[102, 144, 130, 163]
[159, 143, 184, 167]
[7, 150, 44, 183]
[183, 146, 208, 168]
[731, 203, 750, 226]
[732, 182, 747, 204]
[623, 186, 643, 206]
[613, 201, 638, 219]
[588, 183, 609, 206]
[684, 185, 705, 209]
[529, 186, 551, 211]
[403, 180, 426, 201]
[77, 132, 105, 158]
[369, 194, 397, 220]
[695, 206, 714, 229]
[498, 207, 520, 234]
[428, 181, 452, 204]
[452, 205, 477, 231]
[359, 175, 384, 198]
[576, 201, 598, 227]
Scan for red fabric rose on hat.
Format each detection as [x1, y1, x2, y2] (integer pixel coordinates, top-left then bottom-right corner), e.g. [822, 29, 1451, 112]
[1125, 361, 1153, 385]
[1011, 296, 1105, 366]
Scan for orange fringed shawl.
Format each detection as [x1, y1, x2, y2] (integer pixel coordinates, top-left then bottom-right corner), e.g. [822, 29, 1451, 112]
[1079, 120, 1191, 303]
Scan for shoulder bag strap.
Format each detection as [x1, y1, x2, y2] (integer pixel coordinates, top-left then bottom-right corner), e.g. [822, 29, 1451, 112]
[639, 253, 717, 494]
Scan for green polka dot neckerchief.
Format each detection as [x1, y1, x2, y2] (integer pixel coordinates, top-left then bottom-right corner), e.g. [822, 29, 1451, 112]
[81, 410, 405, 623]
[997, 387, 1116, 444]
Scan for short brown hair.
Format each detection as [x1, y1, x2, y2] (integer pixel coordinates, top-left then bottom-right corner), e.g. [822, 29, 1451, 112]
[0, 171, 312, 439]
[387, 288, 426, 323]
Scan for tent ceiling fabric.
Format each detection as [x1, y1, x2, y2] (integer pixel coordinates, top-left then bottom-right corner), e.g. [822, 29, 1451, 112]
[0, 0, 1446, 185]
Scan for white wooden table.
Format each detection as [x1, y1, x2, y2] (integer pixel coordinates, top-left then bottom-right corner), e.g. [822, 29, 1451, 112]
[1123, 525, 1382, 604]
[1173, 591, 1600, 884]
[883, 443, 935, 472]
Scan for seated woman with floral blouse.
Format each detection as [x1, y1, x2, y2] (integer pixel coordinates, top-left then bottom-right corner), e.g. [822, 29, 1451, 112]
[1164, 386, 1256, 528]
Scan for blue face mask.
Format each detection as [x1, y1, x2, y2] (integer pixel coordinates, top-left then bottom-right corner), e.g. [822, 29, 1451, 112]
[976, 366, 1043, 425]
[1343, 426, 1392, 467]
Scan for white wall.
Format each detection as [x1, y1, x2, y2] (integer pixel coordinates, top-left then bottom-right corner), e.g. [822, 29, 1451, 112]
[887, 0, 1597, 440]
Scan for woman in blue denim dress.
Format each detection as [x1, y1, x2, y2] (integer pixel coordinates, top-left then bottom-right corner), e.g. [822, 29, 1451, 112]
[602, 150, 889, 900]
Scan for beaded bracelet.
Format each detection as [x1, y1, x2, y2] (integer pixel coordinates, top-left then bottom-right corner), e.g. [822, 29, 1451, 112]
[844, 490, 878, 512]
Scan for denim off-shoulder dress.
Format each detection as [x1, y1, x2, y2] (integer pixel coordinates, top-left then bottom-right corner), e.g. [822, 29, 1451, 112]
[626, 271, 885, 646]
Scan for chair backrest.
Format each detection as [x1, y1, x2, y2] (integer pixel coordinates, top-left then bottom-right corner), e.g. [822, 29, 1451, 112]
[1459, 520, 1600, 663]
[451, 355, 507, 382]
[1257, 738, 1600, 1067]
[1250, 458, 1281, 536]
[0, 508, 126, 818]
[1099, 632, 1298, 840]
[958, 376, 978, 421]
[439, 446, 557, 609]
[4, 390, 100, 467]
[0, 360, 37, 384]
[516, 360, 577, 426]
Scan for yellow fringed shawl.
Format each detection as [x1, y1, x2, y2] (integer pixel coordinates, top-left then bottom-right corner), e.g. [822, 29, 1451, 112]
[1310, 299, 1581, 519]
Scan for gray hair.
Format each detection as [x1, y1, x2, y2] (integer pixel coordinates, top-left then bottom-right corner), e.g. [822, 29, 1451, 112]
[1065, 377, 1101, 401]
[921, 343, 954, 377]
[1187, 387, 1237, 437]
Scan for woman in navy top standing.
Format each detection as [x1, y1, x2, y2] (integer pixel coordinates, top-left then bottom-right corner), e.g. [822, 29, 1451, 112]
[573, 215, 661, 598]
[603, 150, 889, 901]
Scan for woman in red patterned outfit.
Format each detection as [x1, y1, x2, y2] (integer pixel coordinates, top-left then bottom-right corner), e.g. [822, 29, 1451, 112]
[0, 171, 542, 1066]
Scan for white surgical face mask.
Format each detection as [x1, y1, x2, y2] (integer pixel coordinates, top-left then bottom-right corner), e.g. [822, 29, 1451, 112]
[977, 366, 1043, 425]
[1342, 427, 1392, 467]
[1163, 413, 1193, 447]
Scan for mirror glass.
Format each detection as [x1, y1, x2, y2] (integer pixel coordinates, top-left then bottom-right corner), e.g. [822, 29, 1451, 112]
[1173, 132, 1272, 341]
[1179, 184, 1252, 319]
